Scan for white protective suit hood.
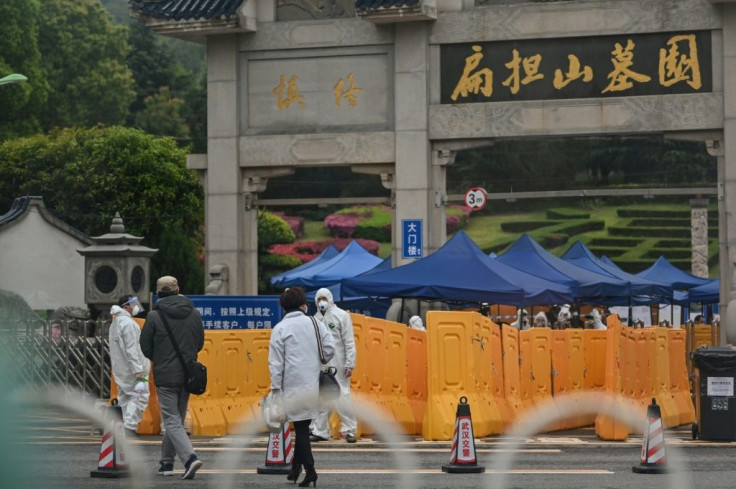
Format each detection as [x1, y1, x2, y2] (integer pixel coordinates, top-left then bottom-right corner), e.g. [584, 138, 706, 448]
[409, 315, 425, 330]
[588, 309, 607, 330]
[533, 311, 549, 328]
[110, 304, 128, 317]
[315, 287, 334, 311]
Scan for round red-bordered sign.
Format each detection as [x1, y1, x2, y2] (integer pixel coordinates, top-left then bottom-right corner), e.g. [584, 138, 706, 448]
[464, 187, 487, 210]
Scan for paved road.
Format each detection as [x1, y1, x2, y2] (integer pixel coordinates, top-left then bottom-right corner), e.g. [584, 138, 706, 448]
[8, 408, 736, 489]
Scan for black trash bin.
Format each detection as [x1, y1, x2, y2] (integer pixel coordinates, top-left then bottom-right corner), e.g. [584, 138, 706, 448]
[692, 346, 736, 441]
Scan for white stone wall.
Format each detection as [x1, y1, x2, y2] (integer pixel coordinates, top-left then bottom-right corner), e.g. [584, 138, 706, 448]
[0, 209, 87, 310]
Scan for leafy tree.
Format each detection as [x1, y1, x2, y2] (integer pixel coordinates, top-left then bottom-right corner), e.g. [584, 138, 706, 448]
[134, 86, 190, 139]
[37, 0, 135, 130]
[258, 211, 296, 251]
[0, 0, 49, 141]
[0, 126, 204, 292]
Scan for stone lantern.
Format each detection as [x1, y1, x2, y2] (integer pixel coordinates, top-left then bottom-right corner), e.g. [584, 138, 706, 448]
[77, 212, 157, 317]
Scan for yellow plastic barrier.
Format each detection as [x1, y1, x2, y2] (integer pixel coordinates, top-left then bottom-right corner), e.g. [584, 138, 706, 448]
[595, 315, 630, 440]
[669, 329, 695, 425]
[478, 313, 507, 434]
[520, 328, 557, 430]
[501, 325, 523, 417]
[423, 311, 494, 440]
[620, 327, 638, 404]
[349, 313, 370, 437]
[130, 317, 161, 435]
[522, 329, 554, 405]
[550, 330, 571, 430]
[406, 327, 428, 435]
[650, 328, 679, 427]
[633, 328, 651, 412]
[220, 330, 271, 431]
[383, 318, 416, 434]
[489, 320, 513, 431]
[364, 317, 391, 421]
[582, 330, 607, 391]
[188, 331, 227, 436]
[551, 329, 589, 429]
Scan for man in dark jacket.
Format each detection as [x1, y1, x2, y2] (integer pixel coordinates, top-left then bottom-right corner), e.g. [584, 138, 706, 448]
[140, 276, 205, 479]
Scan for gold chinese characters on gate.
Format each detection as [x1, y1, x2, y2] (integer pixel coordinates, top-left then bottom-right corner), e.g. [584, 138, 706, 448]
[450, 33, 702, 101]
[272, 73, 364, 111]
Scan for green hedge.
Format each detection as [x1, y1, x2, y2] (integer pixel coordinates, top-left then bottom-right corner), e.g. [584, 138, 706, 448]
[547, 208, 590, 220]
[588, 247, 628, 257]
[550, 219, 605, 236]
[656, 239, 691, 248]
[646, 249, 691, 259]
[609, 226, 691, 238]
[501, 221, 558, 233]
[630, 218, 691, 228]
[589, 237, 642, 247]
[615, 258, 690, 273]
[485, 240, 515, 255]
[617, 209, 691, 218]
[539, 234, 569, 249]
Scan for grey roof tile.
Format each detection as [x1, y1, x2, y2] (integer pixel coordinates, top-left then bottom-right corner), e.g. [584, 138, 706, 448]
[129, 0, 244, 21]
[355, 0, 420, 10]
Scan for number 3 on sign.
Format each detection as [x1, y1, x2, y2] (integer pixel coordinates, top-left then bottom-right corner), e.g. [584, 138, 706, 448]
[464, 187, 487, 211]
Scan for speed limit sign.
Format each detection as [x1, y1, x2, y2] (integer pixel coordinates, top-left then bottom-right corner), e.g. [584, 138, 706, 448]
[464, 187, 487, 210]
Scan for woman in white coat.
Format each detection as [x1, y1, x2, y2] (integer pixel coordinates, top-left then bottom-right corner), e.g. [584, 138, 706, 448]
[269, 287, 335, 487]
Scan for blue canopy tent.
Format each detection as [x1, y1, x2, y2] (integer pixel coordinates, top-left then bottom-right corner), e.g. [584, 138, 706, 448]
[341, 231, 574, 306]
[636, 255, 711, 290]
[562, 241, 671, 298]
[496, 234, 631, 301]
[688, 278, 720, 303]
[599, 255, 689, 305]
[284, 240, 384, 289]
[306, 256, 393, 309]
[270, 244, 339, 288]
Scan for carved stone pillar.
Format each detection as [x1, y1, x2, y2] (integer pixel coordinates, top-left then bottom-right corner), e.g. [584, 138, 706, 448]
[690, 198, 710, 278]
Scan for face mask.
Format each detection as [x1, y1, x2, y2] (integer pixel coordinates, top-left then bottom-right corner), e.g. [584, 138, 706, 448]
[318, 300, 328, 312]
[132, 304, 142, 316]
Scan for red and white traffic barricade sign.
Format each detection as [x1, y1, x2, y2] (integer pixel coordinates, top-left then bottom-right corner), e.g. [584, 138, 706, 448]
[442, 396, 485, 473]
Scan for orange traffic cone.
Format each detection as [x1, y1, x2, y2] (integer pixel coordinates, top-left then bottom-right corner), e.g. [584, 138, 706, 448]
[90, 403, 130, 478]
[441, 396, 485, 474]
[257, 422, 294, 475]
[632, 398, 668, 474]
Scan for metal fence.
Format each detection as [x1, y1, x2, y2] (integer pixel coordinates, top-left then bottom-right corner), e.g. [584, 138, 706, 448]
[0, 319, 111, 398]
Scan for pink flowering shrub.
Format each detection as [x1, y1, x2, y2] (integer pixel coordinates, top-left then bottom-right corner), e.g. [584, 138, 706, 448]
[268, 238, 380, 263]
[446, 205, 472, 234]
[272, 212, 305, 238]
[324, 213, 361, 238]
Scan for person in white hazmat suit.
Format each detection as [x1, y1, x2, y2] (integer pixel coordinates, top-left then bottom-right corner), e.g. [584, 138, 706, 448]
[309, 288, 359, 443]
[109, 295, 150, 437]
[585, 308, 607, 330]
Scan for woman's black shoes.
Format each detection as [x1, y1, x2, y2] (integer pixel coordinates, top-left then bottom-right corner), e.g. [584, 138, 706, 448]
[298, 468, 318, 487]
[287, 464, 302, 483]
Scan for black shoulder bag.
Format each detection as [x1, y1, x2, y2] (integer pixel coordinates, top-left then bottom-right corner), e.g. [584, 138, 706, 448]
[310, 316, 340, 401]
[158, 311, 207, 395]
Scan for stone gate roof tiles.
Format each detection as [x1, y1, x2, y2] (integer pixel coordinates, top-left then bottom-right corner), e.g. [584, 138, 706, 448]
[129, 0, 244, 21]
[355, 0, 420, 10]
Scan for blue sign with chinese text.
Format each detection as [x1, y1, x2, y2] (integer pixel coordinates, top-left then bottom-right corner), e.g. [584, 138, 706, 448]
[186, 295, 282, 330]
[402, 219, 423, 259]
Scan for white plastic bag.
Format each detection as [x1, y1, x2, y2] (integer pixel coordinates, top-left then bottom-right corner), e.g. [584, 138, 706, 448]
[132, 381, 148, 399]
[261, 391, 286, 433]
